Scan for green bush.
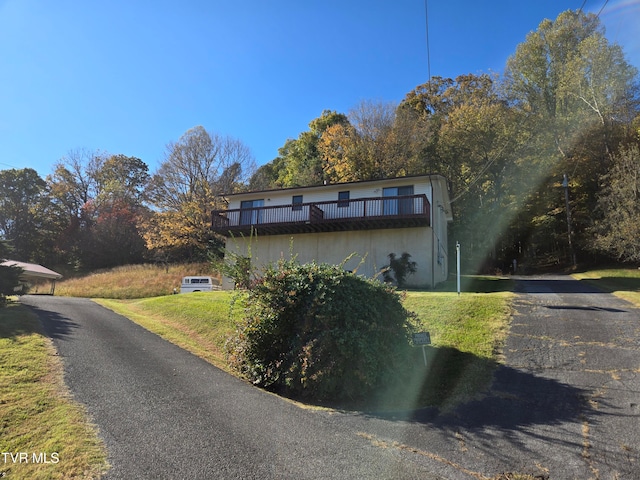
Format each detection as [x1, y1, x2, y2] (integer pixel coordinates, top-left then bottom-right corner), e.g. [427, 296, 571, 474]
[226, 259, 417, 403]
[0, 264, 22, 307]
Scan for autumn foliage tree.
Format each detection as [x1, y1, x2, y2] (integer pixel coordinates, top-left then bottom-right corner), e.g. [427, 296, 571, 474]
[46, 151, 150, 269]
[0, 9, 637, 272]
[143, 126, 256, 261]
[502, 10, 639, 265]
[319, 101, 401, 182]
[253, 10, 639, 270]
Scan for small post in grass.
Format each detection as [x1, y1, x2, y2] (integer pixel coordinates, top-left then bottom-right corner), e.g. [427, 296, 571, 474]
[412, 331, 431, 366]
[456, 241, 461, 296]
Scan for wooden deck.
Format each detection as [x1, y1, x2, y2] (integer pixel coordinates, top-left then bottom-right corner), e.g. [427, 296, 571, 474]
[211, 194, 430, 236]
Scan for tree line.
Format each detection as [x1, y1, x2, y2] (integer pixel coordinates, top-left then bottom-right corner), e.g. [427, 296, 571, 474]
[1, 10, 639, 275]
[0, 126, 255, 272]
[249, 10, 640, 271]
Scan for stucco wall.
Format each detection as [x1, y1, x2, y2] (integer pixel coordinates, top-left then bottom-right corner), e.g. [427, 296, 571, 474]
[223, 226, 445, 289]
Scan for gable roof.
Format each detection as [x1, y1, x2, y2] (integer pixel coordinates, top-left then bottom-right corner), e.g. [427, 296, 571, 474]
[224, 174, 450, 199]
[1, 260, 63, 280]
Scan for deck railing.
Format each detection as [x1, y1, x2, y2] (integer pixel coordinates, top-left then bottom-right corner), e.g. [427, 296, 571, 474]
[212, 194, 430, 235]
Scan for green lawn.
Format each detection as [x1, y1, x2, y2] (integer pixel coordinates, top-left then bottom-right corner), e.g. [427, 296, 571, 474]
[98, 285, 514, 411]
[0, 272, 515, 479]
[11, 263, 639, 477]
[400, 290, 513, 409]
[572, 268, 640, 306]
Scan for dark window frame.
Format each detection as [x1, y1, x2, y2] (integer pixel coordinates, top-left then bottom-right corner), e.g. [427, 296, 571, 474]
[383, 185, 414, 215]
[338, 191, 350, 208]
[240, 199, 264, 225]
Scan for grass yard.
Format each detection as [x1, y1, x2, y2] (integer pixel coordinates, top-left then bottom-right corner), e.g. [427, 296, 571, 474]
[54, 262, 215, 299]
[398, 290, 513, 410]
[49, 266, 517, 410]
[97, 284, 514, 411]
[0, 303, 108, 480]
[572, 268, 640, 306]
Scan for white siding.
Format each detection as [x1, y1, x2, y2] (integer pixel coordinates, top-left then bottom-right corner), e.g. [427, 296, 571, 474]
[227, 177, 434, 208]
[221, 175, 452, 289]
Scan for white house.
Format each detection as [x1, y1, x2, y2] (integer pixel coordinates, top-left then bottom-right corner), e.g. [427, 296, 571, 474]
[212, 174, 453, 289]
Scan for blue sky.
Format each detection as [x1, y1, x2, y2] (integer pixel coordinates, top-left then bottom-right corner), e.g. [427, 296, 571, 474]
[1, 0, 639, 179]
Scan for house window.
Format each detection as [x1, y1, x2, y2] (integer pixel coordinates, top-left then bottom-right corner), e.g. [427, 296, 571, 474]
[292, 195, 303, 211]
[338, 191, 350, 208]
[383, 186, 414, 215]
[239, 199, 264, 225]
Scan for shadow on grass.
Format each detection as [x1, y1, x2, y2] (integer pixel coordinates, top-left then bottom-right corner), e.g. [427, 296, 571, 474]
[577, 276, 640, 294]
[1, 298, 76, 340]
[0, 301, 42, 339]
[430, 275, 515, 293]
[285, 345, 592, 432]
[14, 295, 79, 340]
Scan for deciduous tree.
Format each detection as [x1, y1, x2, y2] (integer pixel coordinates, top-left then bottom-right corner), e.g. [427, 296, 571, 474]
[144, 126, 255, 261]
[0, 168, 53, 262]
[273, 110, 349, 187]
[502, 9, 639, 265]
[590, 143, 640, 262]
[47, 151, 152, 269]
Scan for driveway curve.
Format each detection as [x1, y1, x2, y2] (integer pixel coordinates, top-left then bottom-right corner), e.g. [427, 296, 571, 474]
[21, 295, 438, 480]
[22, 275, 640, 479]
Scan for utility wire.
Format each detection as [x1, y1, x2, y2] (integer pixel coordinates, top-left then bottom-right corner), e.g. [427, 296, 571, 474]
[424, 0, 431, 84]
[424, 0, 434, 174]
[596, 0, 609, 17]
[578, 0, 587, 14]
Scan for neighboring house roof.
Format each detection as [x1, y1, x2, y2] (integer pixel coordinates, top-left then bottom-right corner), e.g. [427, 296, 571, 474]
[1, 260, 63, 280]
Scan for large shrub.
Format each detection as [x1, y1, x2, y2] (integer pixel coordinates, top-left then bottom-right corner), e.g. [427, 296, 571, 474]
[226, 259, 416, 403]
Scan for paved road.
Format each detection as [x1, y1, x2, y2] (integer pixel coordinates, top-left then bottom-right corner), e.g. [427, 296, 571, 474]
[22, 275, 640, 479]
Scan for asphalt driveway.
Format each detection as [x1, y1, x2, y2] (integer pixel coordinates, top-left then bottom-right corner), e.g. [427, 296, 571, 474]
[21, 295, 438, 480]
[22, 275, 640, 479]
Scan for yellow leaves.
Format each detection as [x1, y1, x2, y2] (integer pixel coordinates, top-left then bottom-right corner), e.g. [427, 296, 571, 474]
[319, 123, 360, 183]
[139, 209, 209, 252]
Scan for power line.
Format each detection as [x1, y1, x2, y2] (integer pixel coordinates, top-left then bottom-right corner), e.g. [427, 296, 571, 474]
[424, 0, 431, 84]
[596, 0, 610, 18]
[578, 0, 587, 14]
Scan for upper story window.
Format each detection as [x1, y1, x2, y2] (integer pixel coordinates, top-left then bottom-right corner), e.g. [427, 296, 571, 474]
[292, 195, 303, 211]
[338, 191, 350, 208]
[383, 186, 414, 215]
[240, 199, 264, 225]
